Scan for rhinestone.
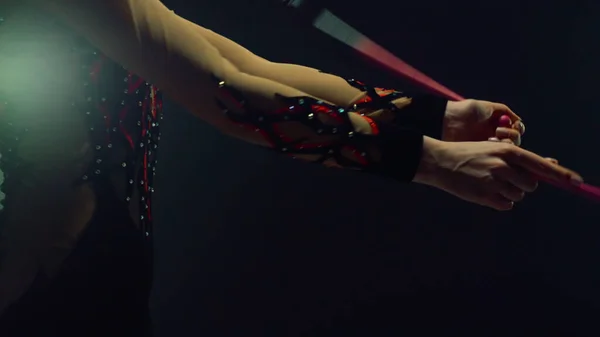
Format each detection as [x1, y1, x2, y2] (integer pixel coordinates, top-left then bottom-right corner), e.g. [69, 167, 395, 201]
[95, 169, 101, 174]
[361, 152, 367, 157]
[96, 159, 102, 163]
[129, 179, 134, 184]
[90, 127, 94, 131]
[107, 143, 112, 148]
[95, 145, 101, 150]
[332, 128, 337, 134]
[121, 100, 126, 105]
[122, 162, 127, 167]
[308, 113, 314, 120]
[139, 143, 144, 148]
[126, 197, 131, 201]
[348, 131, 354, 137]
[124, 89, 129, 94]
[85, 111, 91, 115]
[145, 232, 149, 236]
[101, 97, 106, 102]
[140, 215, 145, 220]
[317, 129, 323, 134]
[137, 121, 141, 126]
[82, 175, 88, 180]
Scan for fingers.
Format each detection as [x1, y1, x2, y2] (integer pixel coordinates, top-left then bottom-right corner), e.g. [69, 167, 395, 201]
[484, 194, 515, 211]
[497, 182, 526, 202]
[494, 166, 539, 193]
[513, 120, 526, 135]
[495, 127, 521, 146]
[488, 137, 514, 145]
[491, 102, 521, 122]
[502, 146, 584, 186]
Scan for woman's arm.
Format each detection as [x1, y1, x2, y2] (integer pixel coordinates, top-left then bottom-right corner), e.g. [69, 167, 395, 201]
[164, 13, 447, 139]
[22, 0, 585, 209]
[169, 15, 367, 107]
[35, 0, 440, 182]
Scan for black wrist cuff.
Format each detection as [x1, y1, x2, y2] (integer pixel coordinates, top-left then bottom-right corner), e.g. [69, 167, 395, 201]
[365, 123, 424, 182]
[394, 95, 447, 140]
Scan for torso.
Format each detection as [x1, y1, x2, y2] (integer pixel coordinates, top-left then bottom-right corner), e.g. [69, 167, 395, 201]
[0, 7, 154, 313]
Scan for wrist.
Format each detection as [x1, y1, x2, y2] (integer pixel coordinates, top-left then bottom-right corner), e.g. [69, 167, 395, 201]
[412, 136, 443, 185]
[394, 95, 448, 140]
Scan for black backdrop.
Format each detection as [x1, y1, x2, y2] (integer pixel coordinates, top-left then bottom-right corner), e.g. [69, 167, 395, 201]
[43, 0, 597, 336]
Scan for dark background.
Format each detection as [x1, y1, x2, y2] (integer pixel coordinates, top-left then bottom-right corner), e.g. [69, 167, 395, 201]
[152, 0, 600, 336]
[3, 0, 600, 336]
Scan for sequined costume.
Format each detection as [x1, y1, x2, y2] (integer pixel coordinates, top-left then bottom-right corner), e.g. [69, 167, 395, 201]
[77, 51, 163, 245]
[0, 50, 162, 252]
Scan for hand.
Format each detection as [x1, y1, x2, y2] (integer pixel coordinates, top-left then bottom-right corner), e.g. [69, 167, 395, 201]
[414, 137, 583, 211]
[442, 99, 526, 146]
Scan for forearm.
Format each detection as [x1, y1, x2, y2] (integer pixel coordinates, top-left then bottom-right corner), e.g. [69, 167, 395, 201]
[181, 20, 449, 140]
[174, 19, 366, 107]
[35, 0, 435, 181]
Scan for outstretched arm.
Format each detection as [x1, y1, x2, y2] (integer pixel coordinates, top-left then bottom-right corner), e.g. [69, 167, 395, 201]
[168, 14, 369, 108]
[33, 0, 583, 210]
[37, 0, 444, 182]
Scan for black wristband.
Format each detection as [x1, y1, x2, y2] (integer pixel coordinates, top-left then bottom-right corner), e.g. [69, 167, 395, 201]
[393, 95, 447, 140]
[364, 123, 424, 182]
